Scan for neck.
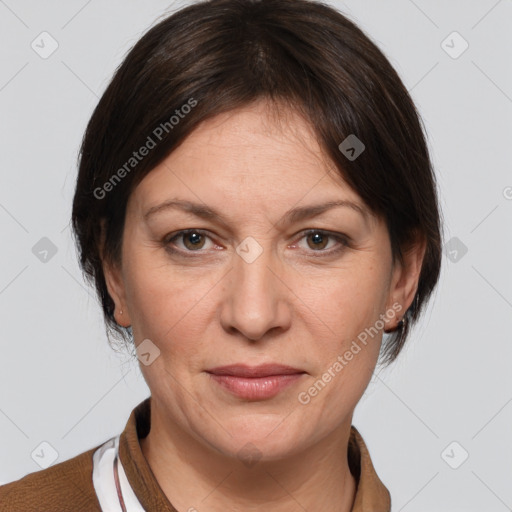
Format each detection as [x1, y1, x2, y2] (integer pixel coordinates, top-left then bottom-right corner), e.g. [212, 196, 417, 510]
[140, 402, 357, 511]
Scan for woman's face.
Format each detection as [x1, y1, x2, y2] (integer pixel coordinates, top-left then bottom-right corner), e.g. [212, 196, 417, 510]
[105, 99, 418, 461]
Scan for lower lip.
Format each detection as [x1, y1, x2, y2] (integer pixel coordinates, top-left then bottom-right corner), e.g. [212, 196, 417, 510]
[208, 373, 305, 400]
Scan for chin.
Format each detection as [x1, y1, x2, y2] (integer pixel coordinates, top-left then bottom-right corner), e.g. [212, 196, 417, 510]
[200, 413, 313, 463]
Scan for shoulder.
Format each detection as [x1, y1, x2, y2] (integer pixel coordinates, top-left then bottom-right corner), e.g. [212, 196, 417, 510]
[0, 445, 102, 512]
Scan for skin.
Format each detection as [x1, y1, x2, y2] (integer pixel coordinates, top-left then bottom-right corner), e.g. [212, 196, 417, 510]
[103, 98, 425, 511]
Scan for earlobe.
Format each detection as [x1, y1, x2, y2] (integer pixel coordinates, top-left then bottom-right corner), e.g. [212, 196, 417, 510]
[103, 259, 131, 327]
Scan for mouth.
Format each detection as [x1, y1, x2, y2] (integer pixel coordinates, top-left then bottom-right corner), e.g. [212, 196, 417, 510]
[207, 363, 305, 378]
[206, 364, 307, 400]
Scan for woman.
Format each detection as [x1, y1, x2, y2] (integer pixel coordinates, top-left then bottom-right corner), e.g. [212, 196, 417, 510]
[0, 0, 442, 510]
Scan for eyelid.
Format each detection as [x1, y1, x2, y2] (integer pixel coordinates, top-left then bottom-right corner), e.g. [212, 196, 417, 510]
[291, 229, 350, 255]
[164, 228, 217, 252]
[164, 228, 350, 256]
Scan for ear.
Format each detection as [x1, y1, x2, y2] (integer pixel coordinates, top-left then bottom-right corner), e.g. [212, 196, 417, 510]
[385, 232, 426, 330]
[100, 219, 132, 328]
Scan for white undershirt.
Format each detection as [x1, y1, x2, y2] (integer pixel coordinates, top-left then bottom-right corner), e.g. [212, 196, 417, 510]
[92, 435, 146, 511]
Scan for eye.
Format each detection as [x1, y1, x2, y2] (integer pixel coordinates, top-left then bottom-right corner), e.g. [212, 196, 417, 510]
[293, 229, 349, 255]
[165, 229, 215, 252]
[164, 228, 349, 257]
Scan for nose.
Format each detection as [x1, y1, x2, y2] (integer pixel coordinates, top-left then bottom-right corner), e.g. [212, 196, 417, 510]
[219, 241, 292, 342]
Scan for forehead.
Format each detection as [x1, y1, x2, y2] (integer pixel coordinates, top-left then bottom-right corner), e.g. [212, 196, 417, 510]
[128, 99, 367, 220]
[175, 100, 331, 172]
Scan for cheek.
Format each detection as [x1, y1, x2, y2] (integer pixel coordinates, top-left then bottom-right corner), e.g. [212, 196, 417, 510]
[299, 283, 383, 423]
[298, 263, 387, 340]
[293, 264, 386, 412]
[123, 253, 219, 351]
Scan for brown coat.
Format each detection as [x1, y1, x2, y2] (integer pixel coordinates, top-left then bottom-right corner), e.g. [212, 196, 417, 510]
[0, 398, 391, 511]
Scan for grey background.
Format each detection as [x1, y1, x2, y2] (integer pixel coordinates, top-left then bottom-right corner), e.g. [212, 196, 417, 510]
[1, 1, 511, 510]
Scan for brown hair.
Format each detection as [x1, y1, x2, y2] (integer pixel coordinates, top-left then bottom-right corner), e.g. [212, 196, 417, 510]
[71, 0, 442, 366]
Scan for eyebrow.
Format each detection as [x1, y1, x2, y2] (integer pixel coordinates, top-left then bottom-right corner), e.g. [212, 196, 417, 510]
[143, 198, 373, 228]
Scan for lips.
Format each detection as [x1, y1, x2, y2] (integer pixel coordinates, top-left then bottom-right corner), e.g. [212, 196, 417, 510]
[206, 364, 306, 400]
[206, 363, 305, 378]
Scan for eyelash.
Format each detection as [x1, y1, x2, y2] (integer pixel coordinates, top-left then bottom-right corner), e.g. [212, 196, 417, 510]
[163, 229, 350, 258]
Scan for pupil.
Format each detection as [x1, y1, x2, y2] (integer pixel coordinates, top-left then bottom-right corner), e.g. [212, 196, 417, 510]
[310, 232, 327, 250]
[189, 232, 201, 244]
